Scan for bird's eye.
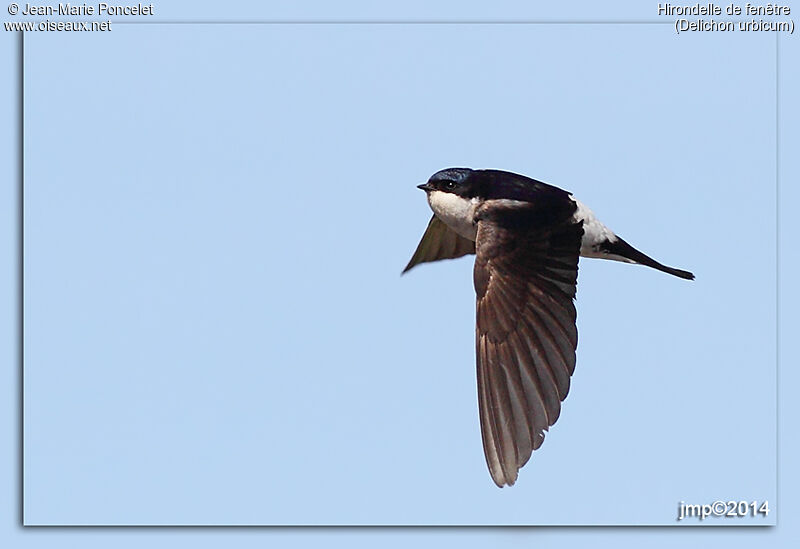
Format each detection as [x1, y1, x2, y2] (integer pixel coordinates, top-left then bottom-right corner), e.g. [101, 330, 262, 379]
[445, 181, 457, 190]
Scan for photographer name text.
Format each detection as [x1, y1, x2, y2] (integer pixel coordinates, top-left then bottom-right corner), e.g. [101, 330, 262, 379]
[17, 2, 152, 16]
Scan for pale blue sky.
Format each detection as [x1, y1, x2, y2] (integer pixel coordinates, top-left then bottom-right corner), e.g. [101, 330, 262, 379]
[2, 0, 799, 546]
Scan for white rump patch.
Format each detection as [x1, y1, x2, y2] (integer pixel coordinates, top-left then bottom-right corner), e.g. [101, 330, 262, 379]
[570, 195, 619, 258]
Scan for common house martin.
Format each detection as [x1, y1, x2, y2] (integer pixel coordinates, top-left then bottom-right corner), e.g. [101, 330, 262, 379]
[404, 168, 694, 487]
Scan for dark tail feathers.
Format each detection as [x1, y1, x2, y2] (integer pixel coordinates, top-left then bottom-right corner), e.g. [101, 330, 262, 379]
[603, 237, 695, 280]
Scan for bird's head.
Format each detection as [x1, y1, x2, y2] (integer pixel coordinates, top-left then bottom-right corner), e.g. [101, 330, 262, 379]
[417, 168, 475, 198]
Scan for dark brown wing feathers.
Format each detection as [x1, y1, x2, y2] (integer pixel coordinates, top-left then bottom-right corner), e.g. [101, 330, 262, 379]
[474, 208, 583, 487]
[403, 215, 476, 274]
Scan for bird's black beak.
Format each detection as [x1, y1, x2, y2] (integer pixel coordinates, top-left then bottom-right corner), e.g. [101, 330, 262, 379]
[417, 182, 434, 192]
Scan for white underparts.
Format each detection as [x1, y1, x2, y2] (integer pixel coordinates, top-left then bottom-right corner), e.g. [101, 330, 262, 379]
[427, 191, 633, 264]
[427, 191, 479, 241]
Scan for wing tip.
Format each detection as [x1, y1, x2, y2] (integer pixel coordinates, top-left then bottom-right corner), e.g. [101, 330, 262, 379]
[490, 469, 518, 488]
[401, 257, 419, 275]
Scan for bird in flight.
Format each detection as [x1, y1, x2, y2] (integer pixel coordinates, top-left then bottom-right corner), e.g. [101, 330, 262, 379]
[404, 168, 694, 487]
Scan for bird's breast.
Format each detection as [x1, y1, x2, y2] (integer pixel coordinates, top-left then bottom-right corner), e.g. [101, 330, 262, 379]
[427, 191, 479, 241]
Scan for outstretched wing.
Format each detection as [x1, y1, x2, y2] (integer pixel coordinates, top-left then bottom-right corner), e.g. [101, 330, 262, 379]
[473, 206, 583, 487]
[403, 215, 475, 274]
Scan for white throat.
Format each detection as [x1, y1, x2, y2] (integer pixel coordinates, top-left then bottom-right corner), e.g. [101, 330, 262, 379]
[427, 191, 479, 241]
